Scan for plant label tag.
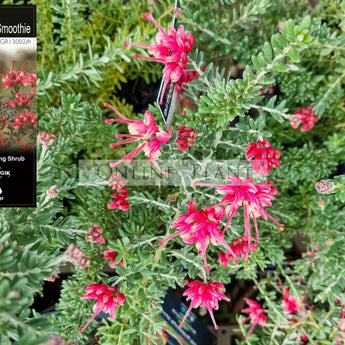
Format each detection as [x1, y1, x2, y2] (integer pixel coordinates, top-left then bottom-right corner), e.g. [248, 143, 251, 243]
[0, 5, 37, 207]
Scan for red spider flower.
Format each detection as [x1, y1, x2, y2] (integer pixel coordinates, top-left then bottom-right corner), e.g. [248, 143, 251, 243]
[0, 60, 27, 89]
[290, 106, 318, 132]
[158, 200, 234, 272]
[107, 188, 130, 211]
[11, 111, 37, 128]
[86, 224, 105, 244]
[219, 235, 257, 267]
[20, 62, 36, 87]
[2, 92, 32, 108]
[104, 103, 172, 176]
[179, 280, 230, 330]
[246, 140, 281, 176]
[194, 176, 283, 253]
[78, 284, 125, 333]
[176, 125, 198, 151]
[277, 277, 303, 316]
[241, 298, 267, 338]
[124, 13, 194, 104]
[104, 249, 124, 269]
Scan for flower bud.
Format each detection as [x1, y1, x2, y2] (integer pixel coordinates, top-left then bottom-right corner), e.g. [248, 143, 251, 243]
[315, 179, 334, 194]
[77, 256, 91, 269]
[86, 224, 105, 244]
[38, 131, 56, 147]
[46, 185, 59, 199]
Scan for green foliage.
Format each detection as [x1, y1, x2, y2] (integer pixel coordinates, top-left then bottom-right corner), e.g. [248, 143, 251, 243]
[2, 0, 345, 344]
[181, 17, 313, 129]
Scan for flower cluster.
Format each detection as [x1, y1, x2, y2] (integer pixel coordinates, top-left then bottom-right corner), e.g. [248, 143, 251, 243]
[0, 60, 33, 89]
[79, 284, 126, 333]
[194, 176, 283, 265]
[241, 298, 267, 338]
[176, 125, 198, 151]
[108, 172, 126, 191]
[124, 13, 194, 104]
[11, 111, 37, 129]
[179, 280, 230, 330]
[2, 93, 32, 109]
[106, 172, 129, 211]
[103, 248, 124, 269]
[159, 200, 233, 271]
[65, 244, 91, 269]
[105, 102, 172, 176]
[108, 186, 130, 211]
[86, 224, 105, 244]
[246, 140, 281, 175]
[278, 277, 305, 317]
[219, 235, 257, 267]
[315, 179, 334, 194]
[160, 175, 283, 275]
[38, 131, 56, 147]
[290, 106, 318, 132]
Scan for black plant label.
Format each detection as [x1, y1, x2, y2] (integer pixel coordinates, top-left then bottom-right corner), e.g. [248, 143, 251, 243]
[0, 5, 36, 207]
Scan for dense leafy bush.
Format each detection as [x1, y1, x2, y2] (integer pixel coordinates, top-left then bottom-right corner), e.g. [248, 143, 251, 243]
[1, 0, 345, 344]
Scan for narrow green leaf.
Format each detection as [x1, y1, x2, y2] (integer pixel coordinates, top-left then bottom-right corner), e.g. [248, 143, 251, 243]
[287, 49, 300, 62]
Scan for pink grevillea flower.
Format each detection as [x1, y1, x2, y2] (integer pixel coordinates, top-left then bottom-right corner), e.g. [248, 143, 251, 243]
[158, 200, 234, 272]
[38, 131, 56, 147]
[20, 63, 36, 87]
[108, 172, 126, 192]
[290, 106, 318, 132]
[64, 244, 91, 269]
[11, 111, 37, 128]
[2, 92, 32, 108]
[104, 103, 172, 177]
[277, 277, 301, 315]
[246, 140, 281, 176]
[176, 125, 198, 151]
[241, 298, 267, 338]
[179, 280, 230, 330]
[194, 176, 283, 254]
[86, 224, 105, 244]
[219, 235, 257, 267]
[78, 284, 126, 333]
[104, 249, 124, 269]
[0, 60, 27, 89]
[124, 13, 194, 104]
[107, 188, 130, 211]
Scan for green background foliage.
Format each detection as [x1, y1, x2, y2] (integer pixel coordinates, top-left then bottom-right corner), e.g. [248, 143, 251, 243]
[0, 0, 345, 344]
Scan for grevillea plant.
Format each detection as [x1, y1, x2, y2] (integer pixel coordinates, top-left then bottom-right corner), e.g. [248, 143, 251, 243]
[1, 1, 345, 345]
